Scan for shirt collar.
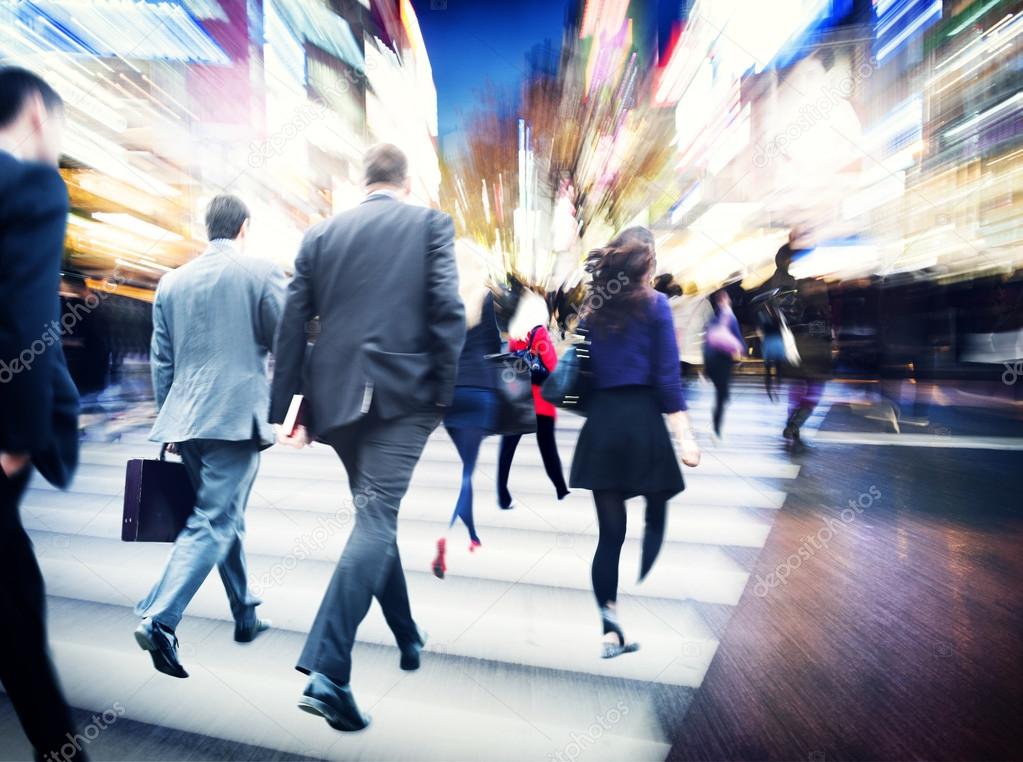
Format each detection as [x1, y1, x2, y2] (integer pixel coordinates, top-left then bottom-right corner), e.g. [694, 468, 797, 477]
[204, 238, 239, 255]
[365, 188, 401, 202]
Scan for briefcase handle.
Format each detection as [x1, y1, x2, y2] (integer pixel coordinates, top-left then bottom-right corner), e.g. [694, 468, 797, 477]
[158, 443, 182, 461]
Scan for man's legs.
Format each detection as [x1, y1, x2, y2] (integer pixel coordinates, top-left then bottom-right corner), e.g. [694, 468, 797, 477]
[216, 449, 262, 627]
[297, 406, 439, 685]
[0, 469, 81, 760]
[135, 439, 260, 631]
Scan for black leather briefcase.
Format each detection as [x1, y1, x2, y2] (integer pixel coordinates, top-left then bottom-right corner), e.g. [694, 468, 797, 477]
[121, 444, 195, 542]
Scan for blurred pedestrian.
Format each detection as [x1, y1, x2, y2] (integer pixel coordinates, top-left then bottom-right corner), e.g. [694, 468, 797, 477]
[496, 290, 570, 511]
[0, 66, 85, 762]
[703, 290, 746, 438]
[763, 231, 832, 452]
[432, 245, 501, 577]
[136, 194, 284, 676]
[271, 144, 464, 732]
[569, 227, 700, 659]
[670, 281, 713, 382]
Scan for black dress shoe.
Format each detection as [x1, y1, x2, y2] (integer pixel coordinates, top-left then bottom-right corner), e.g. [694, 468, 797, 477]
[134, 618, 188, 678]
[399, 630, 427, 671]
[297, 672, 370, 732]
[234, 617, 271, 643]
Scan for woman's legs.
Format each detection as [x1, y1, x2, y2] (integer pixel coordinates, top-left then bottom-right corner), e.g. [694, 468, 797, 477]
[639, 493, 670, 581]
[535, 414, 569, 498]
[446, 426, 486, 545]
[764, 360, 777, 400]
[591, 490, 628, 609]
[706, 352, 732, 435]
[496, 434, 521, 509]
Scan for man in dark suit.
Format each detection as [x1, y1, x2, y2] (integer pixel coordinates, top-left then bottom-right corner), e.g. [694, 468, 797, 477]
[271, 144, 465, 732]
[0, 67, 84, 760]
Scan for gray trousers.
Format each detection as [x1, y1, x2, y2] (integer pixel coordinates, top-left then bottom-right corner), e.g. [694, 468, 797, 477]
[135, 438, 261, 630]
[297, 405, 440, 685]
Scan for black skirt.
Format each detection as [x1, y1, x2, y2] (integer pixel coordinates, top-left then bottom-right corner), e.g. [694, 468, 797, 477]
[570, 386, 684, 498]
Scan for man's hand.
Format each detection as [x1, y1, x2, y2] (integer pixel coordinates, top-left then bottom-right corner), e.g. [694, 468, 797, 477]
[165, 442, 178, 455]
[275, 424, 310, 449]
[0, 452, 31, 478]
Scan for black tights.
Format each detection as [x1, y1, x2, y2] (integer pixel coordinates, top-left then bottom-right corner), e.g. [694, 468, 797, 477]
[704, 351, 734, 435]
[497, 414, 568, 507]
[591, 490, 669, 608]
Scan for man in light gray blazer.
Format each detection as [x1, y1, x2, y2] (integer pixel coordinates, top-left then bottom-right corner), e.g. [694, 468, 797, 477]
[134, 194, 285, 678]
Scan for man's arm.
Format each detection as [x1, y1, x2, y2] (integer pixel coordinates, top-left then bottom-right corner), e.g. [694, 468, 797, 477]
[150, 279, 174, 410]
[258, 264, 287, 352]
[425, 210, 465, 406]
[0, 164, 67, 454]
[270, 229, 317, 423]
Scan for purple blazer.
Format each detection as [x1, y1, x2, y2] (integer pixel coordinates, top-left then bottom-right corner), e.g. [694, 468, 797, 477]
[586, 291, 686, 413]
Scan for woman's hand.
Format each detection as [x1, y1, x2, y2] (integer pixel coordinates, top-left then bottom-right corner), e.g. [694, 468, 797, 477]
[680, 436, 701, 467]
[666, 411, 700, 467]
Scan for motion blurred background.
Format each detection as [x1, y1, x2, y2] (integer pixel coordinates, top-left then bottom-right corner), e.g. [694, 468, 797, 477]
[0, 0, 1020, 417]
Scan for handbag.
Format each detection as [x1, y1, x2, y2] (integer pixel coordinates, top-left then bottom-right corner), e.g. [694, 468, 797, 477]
[705, 314, 744, 357]
[512, 326, 550, 384]
[540, 331, 591, 416]
[121, 444, 196, 542]
[778, 312, 802, 367]
[486, 352, 538, 435]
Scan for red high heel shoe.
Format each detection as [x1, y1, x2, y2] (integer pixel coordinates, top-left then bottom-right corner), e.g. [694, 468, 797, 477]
[431, 538, 446, 579]
[469, 538, 481, 553]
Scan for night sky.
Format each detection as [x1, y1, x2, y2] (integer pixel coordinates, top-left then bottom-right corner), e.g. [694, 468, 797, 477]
[411, 0, 573, 157]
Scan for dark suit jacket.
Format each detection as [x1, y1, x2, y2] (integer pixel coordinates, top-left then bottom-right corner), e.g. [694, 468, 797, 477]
[270, 194, 465, 437]
[0, 151, 80, 488]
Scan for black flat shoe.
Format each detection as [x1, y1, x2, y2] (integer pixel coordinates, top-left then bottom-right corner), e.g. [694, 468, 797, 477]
[298, 673, 370, 732]
[135, 618, 188, 678]
[234, 618, 271, 643]
[400, 630, 427, 671]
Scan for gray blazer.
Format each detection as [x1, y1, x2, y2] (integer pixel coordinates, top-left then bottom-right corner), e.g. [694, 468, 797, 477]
[150, 239, 286, 447]
[270, 194, 465, 436]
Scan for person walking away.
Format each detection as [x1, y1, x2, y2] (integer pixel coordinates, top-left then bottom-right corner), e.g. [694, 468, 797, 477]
[135, 194, 284, 676]
[270, 144, 465, 732]
[703, 290, 745, 438]
[431, 244, 501, 578]
[670, 281, 713, 384]
[754, 291, 786, 401]
[763, 231, 832, 452]
[0, 66, 86, 761]
[568, 227, 700, 659]
[496, 290, 569, 511]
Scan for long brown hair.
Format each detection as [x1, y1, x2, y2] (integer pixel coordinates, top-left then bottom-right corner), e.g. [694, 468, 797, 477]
[581, 226, 656, 334]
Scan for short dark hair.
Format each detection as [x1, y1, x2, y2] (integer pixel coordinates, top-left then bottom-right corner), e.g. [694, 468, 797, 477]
[205, 194, 249, 241]
[364, 143, 408, 186]
[0, 66, 63, 128]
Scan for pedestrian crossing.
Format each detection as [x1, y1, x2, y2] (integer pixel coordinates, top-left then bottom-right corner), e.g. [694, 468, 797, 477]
[8, 382, 815, 760]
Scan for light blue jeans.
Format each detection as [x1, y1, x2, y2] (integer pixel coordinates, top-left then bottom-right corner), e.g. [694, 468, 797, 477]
[135, 439, 261, 631]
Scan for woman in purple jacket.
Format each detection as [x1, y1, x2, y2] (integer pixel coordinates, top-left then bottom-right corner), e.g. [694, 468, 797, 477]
[569, 227, 701, 659]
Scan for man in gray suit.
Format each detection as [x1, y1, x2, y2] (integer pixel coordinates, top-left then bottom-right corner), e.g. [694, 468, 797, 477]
[271, 144, 465, 731]
[135, 194, 285, 678]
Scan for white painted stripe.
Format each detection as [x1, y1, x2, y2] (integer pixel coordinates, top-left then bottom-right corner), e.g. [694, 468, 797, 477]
[809, 431, 1023, 450]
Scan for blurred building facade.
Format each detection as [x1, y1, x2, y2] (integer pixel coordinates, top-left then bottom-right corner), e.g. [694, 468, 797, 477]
[0, 0, 442, 298]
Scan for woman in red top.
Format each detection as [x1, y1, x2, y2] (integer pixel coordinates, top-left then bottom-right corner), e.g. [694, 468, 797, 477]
[497, 293, 570, 508]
